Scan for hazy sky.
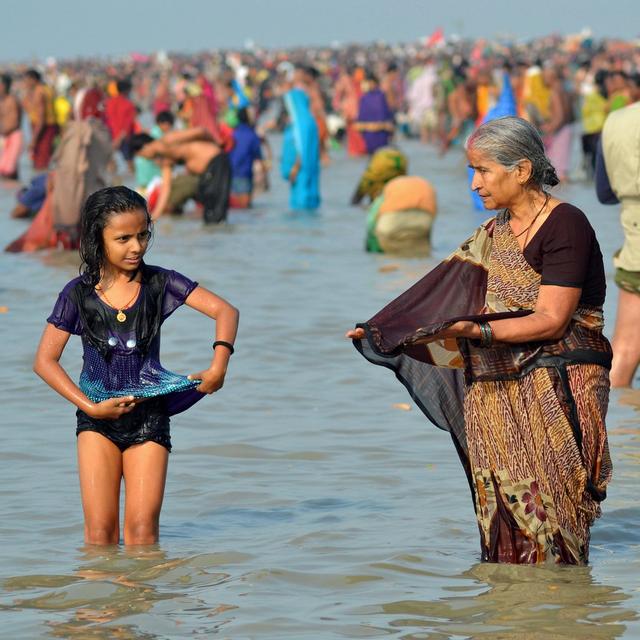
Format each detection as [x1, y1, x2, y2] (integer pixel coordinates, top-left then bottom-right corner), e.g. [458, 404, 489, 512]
[2, 0, 638, 62]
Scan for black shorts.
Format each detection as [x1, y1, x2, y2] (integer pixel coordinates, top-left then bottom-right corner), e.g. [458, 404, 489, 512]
[76, 396, 171, 452]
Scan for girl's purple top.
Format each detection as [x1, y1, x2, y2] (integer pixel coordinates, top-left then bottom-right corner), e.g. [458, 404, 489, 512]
[46, 265, 204, 416]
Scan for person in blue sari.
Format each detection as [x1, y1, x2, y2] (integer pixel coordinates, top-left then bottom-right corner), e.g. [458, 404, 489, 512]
[280, 87, 321, 211]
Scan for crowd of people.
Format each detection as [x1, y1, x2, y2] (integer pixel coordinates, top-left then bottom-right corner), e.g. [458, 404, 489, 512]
[1, 32, 639, 361]
[1, 32, 638, 217]
[3, 31, 640, 560]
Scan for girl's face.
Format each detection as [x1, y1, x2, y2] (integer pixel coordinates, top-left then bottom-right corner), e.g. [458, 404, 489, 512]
[102, 209, 150, 275]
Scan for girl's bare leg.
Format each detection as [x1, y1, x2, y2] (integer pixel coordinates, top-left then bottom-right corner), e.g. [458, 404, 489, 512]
[122, 442, 169, 545]
[77, 432, 123, 544]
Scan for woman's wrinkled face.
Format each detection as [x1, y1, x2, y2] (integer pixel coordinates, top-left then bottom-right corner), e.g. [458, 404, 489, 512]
[467, 147, 521, 210]
[102, 209, 150, 275]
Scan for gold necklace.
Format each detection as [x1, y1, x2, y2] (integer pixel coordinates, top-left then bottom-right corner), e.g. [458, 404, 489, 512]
[97, 283, 141, 322]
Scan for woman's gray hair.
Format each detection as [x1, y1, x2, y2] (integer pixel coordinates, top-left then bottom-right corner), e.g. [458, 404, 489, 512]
[467, 116, 559, 188]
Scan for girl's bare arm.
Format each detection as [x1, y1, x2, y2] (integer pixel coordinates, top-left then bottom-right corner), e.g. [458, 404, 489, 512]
[185, 286, 240, 394]
[33, 324, 136, 419]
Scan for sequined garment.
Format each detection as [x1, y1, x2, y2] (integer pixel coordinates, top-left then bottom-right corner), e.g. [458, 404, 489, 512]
[47, 264, 203, 416]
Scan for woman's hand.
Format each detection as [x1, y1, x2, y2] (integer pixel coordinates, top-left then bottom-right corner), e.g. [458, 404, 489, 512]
[345, 328, 365, 339]
[87, 396, 137, 420]
[188, 366, 226, 394]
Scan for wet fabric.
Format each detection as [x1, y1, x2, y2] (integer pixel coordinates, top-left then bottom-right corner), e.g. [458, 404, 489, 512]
[231, 176, 252, 194]
[332, 73, 366, 156]
[354, 147, 407, 203]
[367, 204, 434, 255]
[356, 89, 394, 154]
[367, 176, 436, 255]
[378, 176, 437, 216]
[196, 153, 231, 224]
[16, 173, 47, 212]
[47, 265, 204, 416]
[167, 173, 199, 212]
[32, 124, 58, 170]
[229, 123, 263, 180]
[77, 396, 172, 452]
[5, 118, 112, 252]
[281, 88, 321, 210]
[0, 129, 23, 178]
[353, 209, 612, 565]
[407, 65, 437, 127]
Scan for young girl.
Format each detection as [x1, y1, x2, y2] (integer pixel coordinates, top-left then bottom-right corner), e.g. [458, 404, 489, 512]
[33, 186, 239, 545]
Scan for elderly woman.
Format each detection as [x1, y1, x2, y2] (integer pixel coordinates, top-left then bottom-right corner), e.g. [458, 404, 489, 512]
[348, 116, 612, 565]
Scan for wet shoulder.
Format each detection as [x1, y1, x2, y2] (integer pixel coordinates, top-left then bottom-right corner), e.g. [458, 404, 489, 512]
[60, 275, 85, 297]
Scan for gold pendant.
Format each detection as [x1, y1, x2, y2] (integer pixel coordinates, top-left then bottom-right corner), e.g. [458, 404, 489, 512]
[116, 310, 127, 323]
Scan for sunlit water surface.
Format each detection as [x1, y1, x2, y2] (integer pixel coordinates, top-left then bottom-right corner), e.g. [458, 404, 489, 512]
[1, 136, 639, 639]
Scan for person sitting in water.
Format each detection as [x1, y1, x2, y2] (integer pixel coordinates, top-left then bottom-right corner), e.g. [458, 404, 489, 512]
[6, 88, 113, 252]
[350, 146, 408, 205]
[366, 175, 438, 255]
[11, 173, 48, 219]
[131, 126, 231, 224]
[228, 107, 266, 208]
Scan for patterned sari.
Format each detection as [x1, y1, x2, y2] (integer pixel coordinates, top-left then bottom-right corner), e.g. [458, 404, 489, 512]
[354, 211, 612, 565]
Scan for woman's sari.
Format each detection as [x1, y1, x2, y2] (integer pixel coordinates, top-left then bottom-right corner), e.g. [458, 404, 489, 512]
[353, 212, 612, 565]
[281, 88, 321, 211]
[6, 118, 112, 253]
[356, 89, 394, 155]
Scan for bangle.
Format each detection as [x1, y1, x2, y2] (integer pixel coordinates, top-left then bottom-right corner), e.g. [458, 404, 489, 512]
[478, 322, 493, 348]
[212, 340, 235, 355]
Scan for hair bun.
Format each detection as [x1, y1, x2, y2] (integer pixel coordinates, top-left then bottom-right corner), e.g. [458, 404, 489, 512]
[542, 163, 560, 187]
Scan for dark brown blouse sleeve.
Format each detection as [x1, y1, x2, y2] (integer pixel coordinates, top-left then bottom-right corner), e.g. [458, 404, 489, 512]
[539, 204, 593, 288]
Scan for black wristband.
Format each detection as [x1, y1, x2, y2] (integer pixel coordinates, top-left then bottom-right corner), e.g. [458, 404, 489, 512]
[212, 340, 235, 355]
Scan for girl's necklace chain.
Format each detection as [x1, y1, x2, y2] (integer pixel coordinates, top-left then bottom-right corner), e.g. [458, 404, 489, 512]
[97, 282, 141, 322]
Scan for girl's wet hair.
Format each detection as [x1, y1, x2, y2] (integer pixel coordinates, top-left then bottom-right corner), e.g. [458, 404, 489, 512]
[79, 186, 152, 286]
[467, 116, 559, 189]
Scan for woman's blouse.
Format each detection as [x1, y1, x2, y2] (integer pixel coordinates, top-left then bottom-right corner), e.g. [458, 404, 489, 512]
[521, 203, 606, 307]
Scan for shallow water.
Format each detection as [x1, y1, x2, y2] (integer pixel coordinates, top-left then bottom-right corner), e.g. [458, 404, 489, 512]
[1, 136, 639, 639]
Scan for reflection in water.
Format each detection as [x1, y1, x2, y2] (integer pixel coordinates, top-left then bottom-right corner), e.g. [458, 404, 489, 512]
[5, 546, 235, 639]
[378, 562, 636, 639]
